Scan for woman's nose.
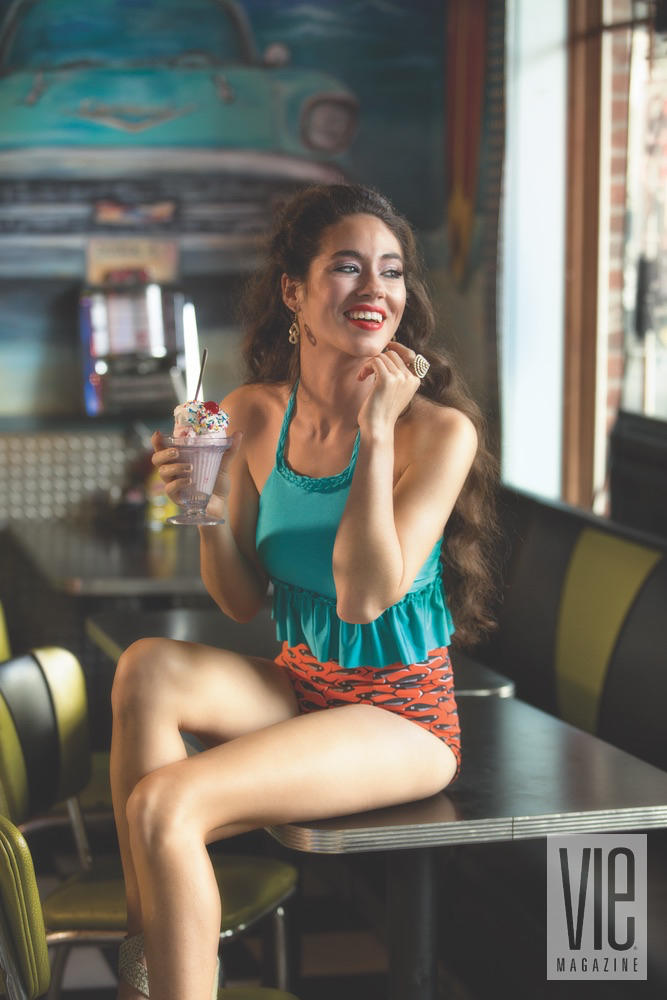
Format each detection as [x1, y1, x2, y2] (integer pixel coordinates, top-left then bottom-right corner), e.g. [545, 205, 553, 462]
[357, 271, 385, 297]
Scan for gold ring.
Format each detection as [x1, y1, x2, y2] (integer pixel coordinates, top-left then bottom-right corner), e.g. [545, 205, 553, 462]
[411, 354, 430, 379]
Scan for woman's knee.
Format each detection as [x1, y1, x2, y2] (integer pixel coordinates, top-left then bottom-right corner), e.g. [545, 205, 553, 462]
[112, 637, 183, 717]
[126, 766, 194, 856]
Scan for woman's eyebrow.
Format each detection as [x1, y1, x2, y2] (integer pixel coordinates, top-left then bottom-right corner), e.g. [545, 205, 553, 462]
[330, 249, 403, 261]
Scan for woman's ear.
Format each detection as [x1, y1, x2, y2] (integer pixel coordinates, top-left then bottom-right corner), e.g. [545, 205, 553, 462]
[281, 274, 299, 312]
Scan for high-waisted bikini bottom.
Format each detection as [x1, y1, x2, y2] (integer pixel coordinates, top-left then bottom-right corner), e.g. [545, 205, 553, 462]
[274, 642, 461, 779]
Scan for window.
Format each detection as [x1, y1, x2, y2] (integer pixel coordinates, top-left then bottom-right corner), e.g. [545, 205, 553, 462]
[502, 0, 667, 518]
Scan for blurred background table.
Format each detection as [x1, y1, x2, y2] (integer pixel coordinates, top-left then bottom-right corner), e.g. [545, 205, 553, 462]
[87, 607, 279, 662]
[1, 520, 212, 747]
[6, 519, 206, 596]
[85, 607, 515, 698]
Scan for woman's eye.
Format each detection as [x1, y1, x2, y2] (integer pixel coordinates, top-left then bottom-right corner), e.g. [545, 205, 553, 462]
[332, 263, 403, 278]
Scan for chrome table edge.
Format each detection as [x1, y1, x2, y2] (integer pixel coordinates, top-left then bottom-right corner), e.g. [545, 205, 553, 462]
[267, 805, 667, 854]
[266, 817, 513, 853]
[512, 805, 667, 839]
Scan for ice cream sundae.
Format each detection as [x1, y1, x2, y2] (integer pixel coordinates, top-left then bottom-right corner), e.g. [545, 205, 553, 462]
[164, 399, 231, 525]
[172, 399, 229, 437]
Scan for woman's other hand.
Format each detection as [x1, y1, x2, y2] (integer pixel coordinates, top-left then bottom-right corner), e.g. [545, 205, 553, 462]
[356, 342, 421, 437]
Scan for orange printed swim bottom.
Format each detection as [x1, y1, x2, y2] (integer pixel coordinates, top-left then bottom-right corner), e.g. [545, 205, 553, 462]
[274, 643, 461, 779]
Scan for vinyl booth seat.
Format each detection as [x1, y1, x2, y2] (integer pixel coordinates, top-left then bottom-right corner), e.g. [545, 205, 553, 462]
[477, 489, 667, 767]
[440, 489, 667, 999]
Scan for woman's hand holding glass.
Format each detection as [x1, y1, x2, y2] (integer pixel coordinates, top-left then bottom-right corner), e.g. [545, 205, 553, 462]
[151, 430, 242, 525]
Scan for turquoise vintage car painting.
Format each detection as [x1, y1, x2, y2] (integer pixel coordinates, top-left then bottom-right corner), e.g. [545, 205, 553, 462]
[0, 0, 358, 275]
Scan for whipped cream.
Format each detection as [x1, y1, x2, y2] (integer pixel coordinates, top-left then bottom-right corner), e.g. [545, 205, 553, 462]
[172, 399, 229, 437]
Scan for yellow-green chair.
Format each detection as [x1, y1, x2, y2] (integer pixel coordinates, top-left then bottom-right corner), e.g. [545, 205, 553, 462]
[0, 602, 113, 834]
[0, 647, 298, 999]
[0, 813, 51, 1000]
[0, 812, 300, 1000]
[0, 601, 113, 832]
[0, 604, 10, 663]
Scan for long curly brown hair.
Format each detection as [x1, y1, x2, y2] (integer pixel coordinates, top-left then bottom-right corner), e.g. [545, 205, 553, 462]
[240, 183, 500, 648]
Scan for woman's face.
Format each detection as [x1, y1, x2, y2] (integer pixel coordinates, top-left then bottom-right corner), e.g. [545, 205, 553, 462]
[287, 213, 407, 360]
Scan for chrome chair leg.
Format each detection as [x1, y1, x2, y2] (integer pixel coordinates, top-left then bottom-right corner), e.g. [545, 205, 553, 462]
[65, 797, 93, 870]
[273, 905, 288, 990]
[46, 942, 72, 1000]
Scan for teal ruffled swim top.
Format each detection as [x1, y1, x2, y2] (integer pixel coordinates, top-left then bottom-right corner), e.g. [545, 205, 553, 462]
[255, 382, 455, 668]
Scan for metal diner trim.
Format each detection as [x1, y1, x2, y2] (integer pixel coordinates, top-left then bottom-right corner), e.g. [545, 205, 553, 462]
[84, 619, 124, 664]
[456, 681, 514, 698]
[513, 805, 667, 839]
[267, 817, 512, 853]
[268, 804, 667, 854]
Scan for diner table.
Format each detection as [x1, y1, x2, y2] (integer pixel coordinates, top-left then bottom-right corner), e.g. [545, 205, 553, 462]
[267, 697, 667, 1000]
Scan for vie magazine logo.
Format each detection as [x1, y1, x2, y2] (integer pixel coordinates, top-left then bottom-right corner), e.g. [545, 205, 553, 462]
[547, 834, 647, 980]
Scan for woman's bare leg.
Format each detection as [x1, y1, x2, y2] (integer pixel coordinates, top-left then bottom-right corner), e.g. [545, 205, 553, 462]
[110, 636, 299, 998]
[124, 695, 457, 1000]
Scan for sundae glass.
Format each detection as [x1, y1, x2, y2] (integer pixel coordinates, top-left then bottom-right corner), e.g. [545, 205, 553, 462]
[165, 398, 231, 526]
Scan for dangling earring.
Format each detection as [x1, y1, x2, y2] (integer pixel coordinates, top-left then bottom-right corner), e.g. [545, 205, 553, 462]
[288, 313, 300, 344]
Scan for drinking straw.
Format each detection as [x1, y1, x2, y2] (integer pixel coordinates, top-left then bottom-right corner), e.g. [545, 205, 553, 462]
[193, 348, 208, 400]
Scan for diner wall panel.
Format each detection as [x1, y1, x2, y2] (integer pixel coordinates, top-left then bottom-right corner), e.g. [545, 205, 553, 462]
[0, 429, 126, 525]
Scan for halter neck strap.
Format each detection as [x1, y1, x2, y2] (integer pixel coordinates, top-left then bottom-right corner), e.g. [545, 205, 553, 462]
[276, 380, 360, 492]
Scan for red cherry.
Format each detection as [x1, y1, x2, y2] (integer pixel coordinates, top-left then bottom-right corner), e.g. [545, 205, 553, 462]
[203, 400, 219, 413]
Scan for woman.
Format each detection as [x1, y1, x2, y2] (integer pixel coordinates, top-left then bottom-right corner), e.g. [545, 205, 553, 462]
[111, 183, 498, 1000]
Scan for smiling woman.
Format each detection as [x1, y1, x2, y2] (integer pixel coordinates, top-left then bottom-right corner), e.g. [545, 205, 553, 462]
[280, 214, 407, 363]
[239, 183, 500, 644]
[105, 182, 501, 1000]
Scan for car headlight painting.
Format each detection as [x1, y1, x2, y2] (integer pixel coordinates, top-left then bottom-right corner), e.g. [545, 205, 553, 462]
[301, 96, 358, 153]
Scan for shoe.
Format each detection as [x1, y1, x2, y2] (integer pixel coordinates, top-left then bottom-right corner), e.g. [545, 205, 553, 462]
[118, 932, 219, 999]
[118, 933, 149, 997]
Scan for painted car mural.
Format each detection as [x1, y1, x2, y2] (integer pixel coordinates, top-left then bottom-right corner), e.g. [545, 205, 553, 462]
[0, 0, 359, 275]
